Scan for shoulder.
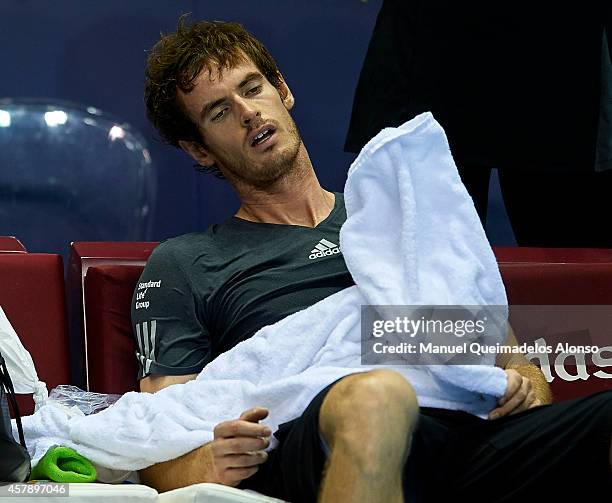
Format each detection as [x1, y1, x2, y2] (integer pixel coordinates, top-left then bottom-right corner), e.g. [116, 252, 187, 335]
[147, 229, 216, 267]
[132, 232, 215, 313]
[157, 229, 216, 253]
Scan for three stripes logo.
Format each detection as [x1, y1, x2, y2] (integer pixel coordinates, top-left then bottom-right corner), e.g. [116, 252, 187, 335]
[309, 238, 341, 260]
[135, 320, 157, 375]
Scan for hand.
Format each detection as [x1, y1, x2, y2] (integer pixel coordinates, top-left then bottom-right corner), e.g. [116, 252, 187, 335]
[207, 407, 271, 486]
[489, 369, 541, 420]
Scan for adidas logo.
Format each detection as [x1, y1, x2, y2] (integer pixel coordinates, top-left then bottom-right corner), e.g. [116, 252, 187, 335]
[309, 239, 341, 260]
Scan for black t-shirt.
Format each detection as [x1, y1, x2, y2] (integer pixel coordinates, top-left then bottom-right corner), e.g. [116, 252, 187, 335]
[131, 193, 354, 379]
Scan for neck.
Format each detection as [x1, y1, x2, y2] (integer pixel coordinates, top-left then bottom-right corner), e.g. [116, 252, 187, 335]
[233, 144, 335, 227]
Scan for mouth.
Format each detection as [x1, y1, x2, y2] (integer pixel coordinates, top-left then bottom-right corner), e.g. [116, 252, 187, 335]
[249, 125, 276, 148]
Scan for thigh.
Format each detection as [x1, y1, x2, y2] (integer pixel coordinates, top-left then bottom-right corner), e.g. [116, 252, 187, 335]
[243, 384, 471, 503]
[439, 391, 612, 501]
[238, 382, 334, 503]
[242, 388, 612, 502]
[403, 408, 485, 502]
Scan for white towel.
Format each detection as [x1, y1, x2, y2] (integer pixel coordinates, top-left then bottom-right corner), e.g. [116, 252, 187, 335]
[20, 112, 508, 470]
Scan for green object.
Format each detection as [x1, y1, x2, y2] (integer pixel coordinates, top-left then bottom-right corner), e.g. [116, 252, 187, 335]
[30, 446, 97, 483]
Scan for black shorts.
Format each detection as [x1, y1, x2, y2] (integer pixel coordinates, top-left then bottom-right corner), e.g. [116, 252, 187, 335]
[240, 382, 612, 502]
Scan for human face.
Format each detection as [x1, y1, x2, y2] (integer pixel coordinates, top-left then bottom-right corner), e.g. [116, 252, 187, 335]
[178, 59, 302, 188]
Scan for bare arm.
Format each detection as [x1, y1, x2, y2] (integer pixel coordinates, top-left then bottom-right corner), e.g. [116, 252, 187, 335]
[139, 373, 199, 394]
[138, 375, 271, 493]
[139, 437, 216, 493]
[139, 374, 207, 492]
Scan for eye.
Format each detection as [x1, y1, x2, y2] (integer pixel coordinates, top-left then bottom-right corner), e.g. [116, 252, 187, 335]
[246, 85, 262, 96]
[212, 108, 228, 121]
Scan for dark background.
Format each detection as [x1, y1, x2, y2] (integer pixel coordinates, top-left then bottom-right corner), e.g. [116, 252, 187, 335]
[0, 0, 515, 249]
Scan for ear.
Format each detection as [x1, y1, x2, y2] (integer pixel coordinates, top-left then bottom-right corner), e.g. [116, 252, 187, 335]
[178, 140, 217, 168]
[277, 74, 295, 111]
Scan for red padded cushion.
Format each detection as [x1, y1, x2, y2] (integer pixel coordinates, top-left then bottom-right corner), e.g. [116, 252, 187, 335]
[0, 236, 26, 253]
[68, 242, 158, 389]
[500, 263, 612, 304]
[0, 254, 70, 415]
[494, 246, 612, 264]
[84, 265, 144, 394]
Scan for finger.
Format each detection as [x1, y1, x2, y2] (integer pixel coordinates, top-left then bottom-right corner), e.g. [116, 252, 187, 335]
[498, 370, 531, 406]
[528, 398, 542, 409]
[509, 389, 536, 416]
[222, 466, 259, 486]
[214, 419, 271, 439]
[220, 451, 269, 469]
[240, 407, 269, 422]
[499, 370, 521, 405]
[501, 378, 530, 414]
[501, 377, 531, 415]
[213, 436, 270, 456]
[490, 379, 530, 419]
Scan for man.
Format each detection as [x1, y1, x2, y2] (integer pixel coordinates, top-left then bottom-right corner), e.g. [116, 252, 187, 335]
[344, 0, 612, 247]
[133, 18, 612, 502]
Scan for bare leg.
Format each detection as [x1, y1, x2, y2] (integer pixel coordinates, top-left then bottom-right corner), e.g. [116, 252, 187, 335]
[318, 370, 418, 503]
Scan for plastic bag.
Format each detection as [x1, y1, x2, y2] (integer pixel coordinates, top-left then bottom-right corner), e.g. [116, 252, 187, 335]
[48, 385, 120, 416]
[0, 306, 48, 409]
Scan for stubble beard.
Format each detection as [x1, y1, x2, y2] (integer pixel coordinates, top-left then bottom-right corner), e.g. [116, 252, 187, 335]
[227, 115, 303, 191]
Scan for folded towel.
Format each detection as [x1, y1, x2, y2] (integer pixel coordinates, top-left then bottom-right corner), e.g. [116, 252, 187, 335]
[30, 445, 96, 483]
[20, 113, 509, 471]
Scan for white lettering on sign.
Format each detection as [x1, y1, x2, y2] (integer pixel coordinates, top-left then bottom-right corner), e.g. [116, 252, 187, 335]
[526, 337, 612, 382]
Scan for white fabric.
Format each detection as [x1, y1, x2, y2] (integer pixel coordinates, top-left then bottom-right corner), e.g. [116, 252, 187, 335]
[158, 483, 284, 502]
[19, 112, 508, 471]
[0, 306, 48, 409]
[0, 484, 157, 503]
[0, 482, 281, 503]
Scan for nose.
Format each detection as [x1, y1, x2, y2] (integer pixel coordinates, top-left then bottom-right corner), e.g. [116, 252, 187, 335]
[237, 98, 260, 127]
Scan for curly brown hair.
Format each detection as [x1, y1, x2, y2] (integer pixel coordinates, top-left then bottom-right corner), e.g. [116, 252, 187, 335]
[144, 16, 283, 177]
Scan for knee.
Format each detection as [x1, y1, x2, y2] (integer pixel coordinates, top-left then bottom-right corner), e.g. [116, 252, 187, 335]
[319, 370, 418, 450]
